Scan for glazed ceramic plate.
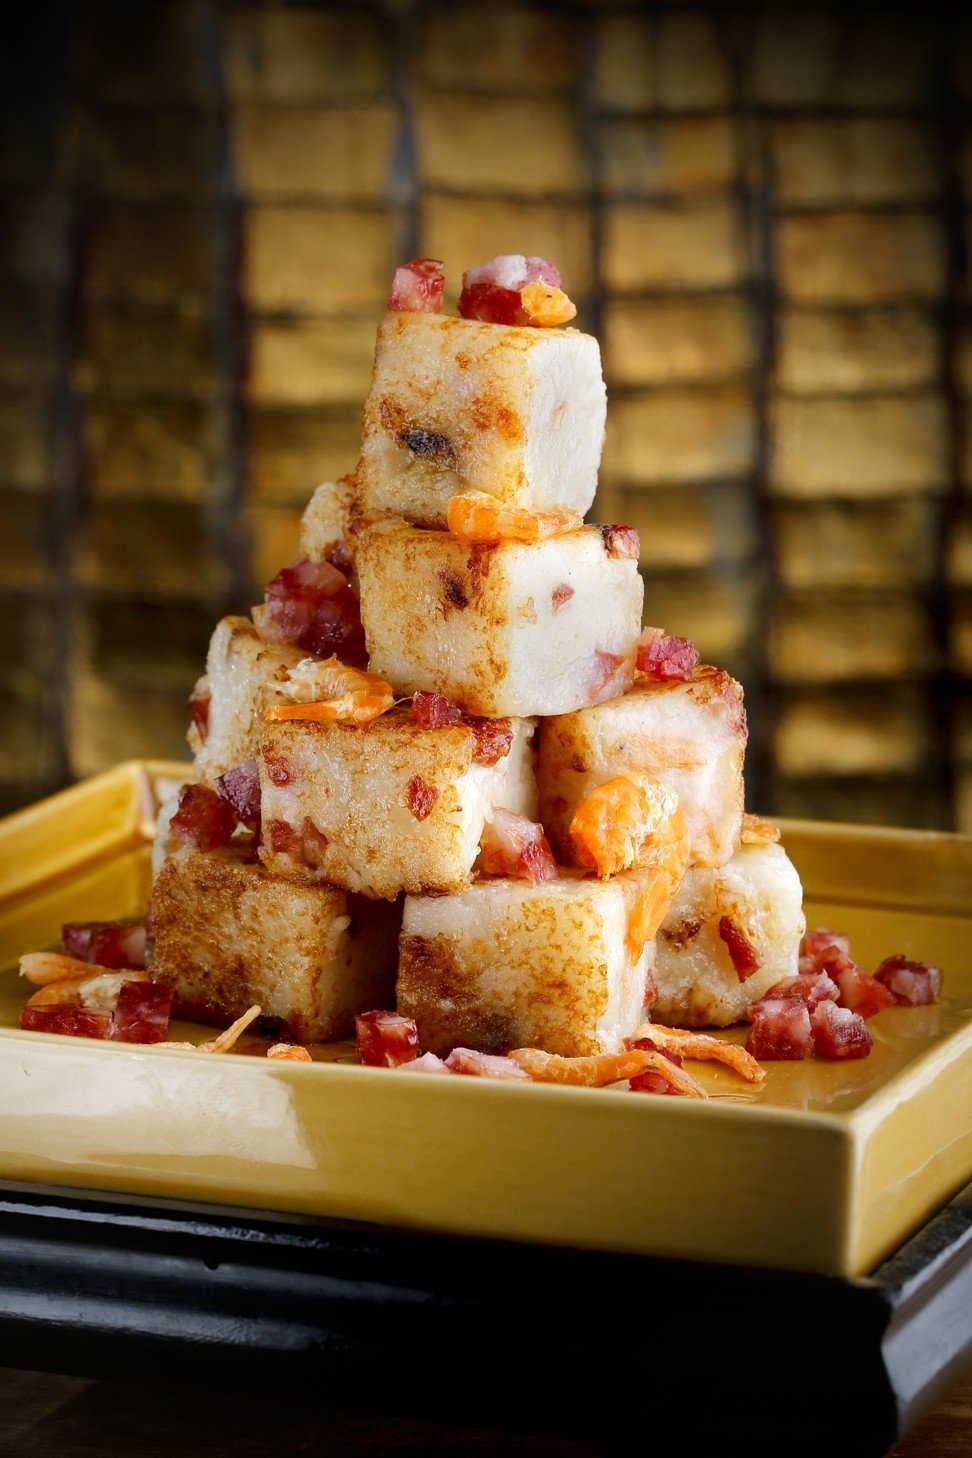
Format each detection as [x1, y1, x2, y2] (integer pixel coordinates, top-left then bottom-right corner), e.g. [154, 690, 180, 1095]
[0, 761, 969, 1278]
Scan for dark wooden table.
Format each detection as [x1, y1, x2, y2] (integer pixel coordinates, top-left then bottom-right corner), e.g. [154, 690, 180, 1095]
[0, 1364, 969, 1457]
[0, 1180, 967, 1457]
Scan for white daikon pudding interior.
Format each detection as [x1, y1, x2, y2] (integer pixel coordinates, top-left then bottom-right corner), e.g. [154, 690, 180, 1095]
[356, 520, 644, 718]
[259, 709, 537, 899]
[654, 843, 806, 1027]
[537, 666, 747, 870]
[191, 617, 302, 785]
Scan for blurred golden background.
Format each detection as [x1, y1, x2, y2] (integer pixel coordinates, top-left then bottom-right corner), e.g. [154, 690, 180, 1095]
[1, 1, 970, 830]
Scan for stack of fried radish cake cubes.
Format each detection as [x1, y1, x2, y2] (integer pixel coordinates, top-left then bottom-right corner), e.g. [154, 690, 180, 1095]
[149, 255, 806, 1078]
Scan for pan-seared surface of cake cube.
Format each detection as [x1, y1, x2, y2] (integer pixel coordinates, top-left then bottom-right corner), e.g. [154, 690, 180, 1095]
[397, 869, 657, 1058]
[150, 847, 401, 1042]
[190, 617, 303, 785]
[537, 667, 747, 869]
[298, 478, 356, 564]
[356, 520, 642, 717]
[259, 708, 537, 899]
[654, 843, 805, 1027]
[356, 312, 606, 528]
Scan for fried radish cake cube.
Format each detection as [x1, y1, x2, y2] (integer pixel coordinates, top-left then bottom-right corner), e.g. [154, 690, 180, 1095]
[654, 843, 806, 1028]
[397, 868, 660, 1058]
[259, 708, 537, 900]
[189, 617, 303, 785]
[537, 667, 747, 870]
[298, 477, 356, 570]
[150, 847, 401, 1042]
[355, 312, 606, 528]
[356, 519, 642, 717]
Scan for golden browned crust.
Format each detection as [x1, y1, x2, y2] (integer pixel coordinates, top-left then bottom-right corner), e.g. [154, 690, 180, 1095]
[685, 665, 748, 738]
[193, 617, 305, 786]
[353, 312, 604, 530]
[356, 314, 535, 527]
[397, 884, 623, 1059]
[397, 933, 520, 1055]
[355, 521, 511, 713]
[298, 477, 356, 565]
[150, 850, 400, 1041]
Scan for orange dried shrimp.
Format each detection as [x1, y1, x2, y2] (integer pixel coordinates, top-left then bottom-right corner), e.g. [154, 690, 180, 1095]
[158, 1004, 265, 1054]
[23, 978, 91, 1007]
[267, 1043, 313, 1062]
[198, 1004, 262, 1054]
[740, 813, 781, 846]
[266, 656, 394, 726]
[566, 773, 691, 956]
[21, 952, 150, 1009]
[518, 281, 577, 327]
[569, 773, 683, 879]
[628, 1023, 765, 1084]
[507, 1045, 706, 1096]
[446, 491, 584, 545]
[20, 951, 114, 986]
[621, 859, 688, 960]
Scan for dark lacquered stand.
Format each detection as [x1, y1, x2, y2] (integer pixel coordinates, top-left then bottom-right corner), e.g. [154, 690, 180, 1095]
[0, 1180, 968, 1458]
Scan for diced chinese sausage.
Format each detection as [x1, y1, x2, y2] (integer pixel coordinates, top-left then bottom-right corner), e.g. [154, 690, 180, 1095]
[873, 955, 943, 1006]
[355, 311, 605, 528]
[654, 843, 805, 1027]
[216, 760, 262, 827]
[537, 665, 746, 870]
[398, 1051, 451, 1074]
[745, 998, 812, 1060]
[169, 783, 237, 850]
[800, 927, 852, 961]
[355, 1010, 420, 1067]
[259, 707, 536, 899]
[718, 915, 761, 981]
[255, 556, 365, 667]
[356, 519, 642, 718]
[810, 1000, 872, 1060]
[110, 982, 174, 1044]
[815, 948, 896, 1019]
[388, 258, 445, 314]
[61, 919, 147, 970]
[397, 868, 658, 1059]
[478, 808, 558, 884]
[20, 1006, 113, 1039]
[150, 846, 400, 1042]
[761, 970, 838, 1012]
[444, 1048, 532, 1079]
[457, 255, 575, 328]
[636, 628, 700, 680]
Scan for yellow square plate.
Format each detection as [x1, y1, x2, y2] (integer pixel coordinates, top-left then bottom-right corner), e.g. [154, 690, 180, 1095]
[0, 760, 969, 1279]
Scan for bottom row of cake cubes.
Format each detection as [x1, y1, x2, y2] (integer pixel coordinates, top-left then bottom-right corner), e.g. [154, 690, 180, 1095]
[149, 840, 805, 1055]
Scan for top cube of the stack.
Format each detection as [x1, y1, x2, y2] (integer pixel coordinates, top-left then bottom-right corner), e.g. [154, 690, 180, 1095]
[355, 312, 607, 529]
